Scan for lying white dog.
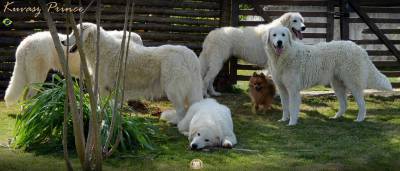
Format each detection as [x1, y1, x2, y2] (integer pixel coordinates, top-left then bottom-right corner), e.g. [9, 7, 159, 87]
[263, 26, 392, 125]
[63, 23, 203, 124]
[200, 12, 306, 97]
[177, 98, 237, 150]
[4, 31, 142, 106]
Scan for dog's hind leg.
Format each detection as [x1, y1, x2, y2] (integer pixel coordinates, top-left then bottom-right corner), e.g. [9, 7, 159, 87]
[331, 78, 348, 119]
[349, 87, 366, 122]
[203, 61, 224, 97]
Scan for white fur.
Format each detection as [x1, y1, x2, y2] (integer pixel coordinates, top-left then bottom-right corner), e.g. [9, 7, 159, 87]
[263, 26, 392, 126]
[4, 30, 142, 106]
[177, 98, 237, 150]
[64, 23, 203, 124]
[200, 12, 305, 97]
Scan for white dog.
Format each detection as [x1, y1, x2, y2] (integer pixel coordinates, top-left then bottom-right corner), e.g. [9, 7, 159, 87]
[263, 26, 392, 125]
[4, 31, 142, 106]
[200, 12, 306, 97]
[63, 23, 203, 124]
[177, 98, 237, 150]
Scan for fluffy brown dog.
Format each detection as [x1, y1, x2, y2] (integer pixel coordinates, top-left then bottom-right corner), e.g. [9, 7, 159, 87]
[248, 72, 276, 114]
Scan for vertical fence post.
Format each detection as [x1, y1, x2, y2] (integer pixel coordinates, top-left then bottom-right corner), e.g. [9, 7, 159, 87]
[326, 0, 335, 41]
[340, 0, 350, 40]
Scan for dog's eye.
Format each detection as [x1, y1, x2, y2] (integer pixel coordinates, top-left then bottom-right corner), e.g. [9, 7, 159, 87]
[293, 20, 297, 22]
[197, 133, 200, 136]
[282, 33, 285, 37]
[205, 139, 209, 142]
[273, 34, 276, 37]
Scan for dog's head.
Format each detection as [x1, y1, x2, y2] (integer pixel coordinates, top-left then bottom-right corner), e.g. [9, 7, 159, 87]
[278, 12, 306, 40]
[263, 26, 292, 57]
[189, 127, 221, 150]
[249, 72, 275, 93]
[61, 22, 99, 53]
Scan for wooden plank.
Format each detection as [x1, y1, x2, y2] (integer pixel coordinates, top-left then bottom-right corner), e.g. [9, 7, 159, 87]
[143, 41, 203, 50]
[138, 32, 206, 41]
[362, 7, 400, 13]
[0, 56, 16, 63]
[392, 82, 400, 88]
[382, 71, 400, 77]
[352, 39, 400, 44]
[362, 29, 400, 34]
[232, 0, 240, 27]
[349, 18, 400, 23]
[357, 0, 400, 7]
[373, 61, 400, 67]
[237, 64, 263, 70]
[0, 63, 15, 71]
[239, 10, 328, 17]
[238, 0, 329, 6]
[367, 50, 395, 56]
[349, 0, 400, 63]
[229, 58, 238, 85]
[237, 75, 251, 81]
[88, 5, 220, 18]
[238, 21, 327, 28]
[104, 0, 221, 9]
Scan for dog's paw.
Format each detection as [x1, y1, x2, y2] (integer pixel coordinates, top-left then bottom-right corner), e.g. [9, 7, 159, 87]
[354, 118, 365, 122]
[211, 91, 221, 97]
[222, 140, 233, 149]
[288, 120, 298, 126]
[278, 118, 289, 122]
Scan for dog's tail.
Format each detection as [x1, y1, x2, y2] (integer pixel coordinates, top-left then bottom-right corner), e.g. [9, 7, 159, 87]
[4, 50, 28, 106]
[366, 60, 392, 91]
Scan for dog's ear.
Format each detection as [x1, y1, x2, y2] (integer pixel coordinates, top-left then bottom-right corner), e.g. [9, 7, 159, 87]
[260, 72, 265, 77]
[279, 12, 292, 27]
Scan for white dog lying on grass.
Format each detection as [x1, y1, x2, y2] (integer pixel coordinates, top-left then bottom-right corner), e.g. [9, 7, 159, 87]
[263, 26, 392, 125]
[63, 23, 203, 124]
[199, 12, 306, 97]
[4, 30, 142, 106]
[177, 98, 237, 150]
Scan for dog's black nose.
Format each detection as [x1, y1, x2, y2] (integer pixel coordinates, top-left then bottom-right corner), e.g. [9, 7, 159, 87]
[191, 143, 198, 150]
[277, 40, 282, 47]
[61, 40, 66, 45]
[301, 26, 306, 31]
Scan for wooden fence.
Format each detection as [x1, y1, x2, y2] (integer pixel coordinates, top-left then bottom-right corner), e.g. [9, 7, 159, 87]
[0, 0, 399, 99]
[226, 0, 400, 88]
[0, 0, 229, 98]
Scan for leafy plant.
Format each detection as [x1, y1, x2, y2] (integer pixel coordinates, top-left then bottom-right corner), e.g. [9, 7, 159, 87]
[14, 75, 160, 154]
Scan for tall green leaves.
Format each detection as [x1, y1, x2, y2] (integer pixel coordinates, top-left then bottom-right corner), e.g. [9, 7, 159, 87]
[14, 76, 156, 154]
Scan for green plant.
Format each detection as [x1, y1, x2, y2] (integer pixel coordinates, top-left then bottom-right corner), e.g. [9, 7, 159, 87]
[14, 75, 158, 154]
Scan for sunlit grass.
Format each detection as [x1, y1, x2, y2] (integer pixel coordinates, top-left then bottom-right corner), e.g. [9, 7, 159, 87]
[0, 89, 399, 170]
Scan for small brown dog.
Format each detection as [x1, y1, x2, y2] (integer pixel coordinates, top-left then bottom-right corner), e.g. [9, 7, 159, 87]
[248, 72, 276, 114]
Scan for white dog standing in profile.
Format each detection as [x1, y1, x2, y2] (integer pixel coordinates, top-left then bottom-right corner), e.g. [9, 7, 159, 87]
[62, 23, 203, 124]
[4, 30, 142, 106]
[263, 26, 392, 125]
[200, 12, 306, 97]
[177, 98, 237, 150]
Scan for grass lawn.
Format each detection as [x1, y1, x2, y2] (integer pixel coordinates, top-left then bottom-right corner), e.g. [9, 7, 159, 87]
[0, 87, 400, 170]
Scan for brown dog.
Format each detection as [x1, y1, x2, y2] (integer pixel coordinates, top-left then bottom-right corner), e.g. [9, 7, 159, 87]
[248, 72, 276, 114]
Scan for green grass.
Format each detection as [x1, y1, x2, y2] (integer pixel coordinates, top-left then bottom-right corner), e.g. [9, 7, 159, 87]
[1, 91, 400, 170]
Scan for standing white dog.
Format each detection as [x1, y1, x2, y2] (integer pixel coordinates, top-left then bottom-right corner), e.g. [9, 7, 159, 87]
[4, 31, 142, 106]
[63, 23, 203, 124]
[263, 26, 392, 125]
[200, 12, 306, 97]
[177, 98, 237, 150]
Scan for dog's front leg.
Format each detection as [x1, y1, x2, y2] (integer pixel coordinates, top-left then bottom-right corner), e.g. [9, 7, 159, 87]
[288, 90, 301, 126]
[277, 84, 290, 122]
